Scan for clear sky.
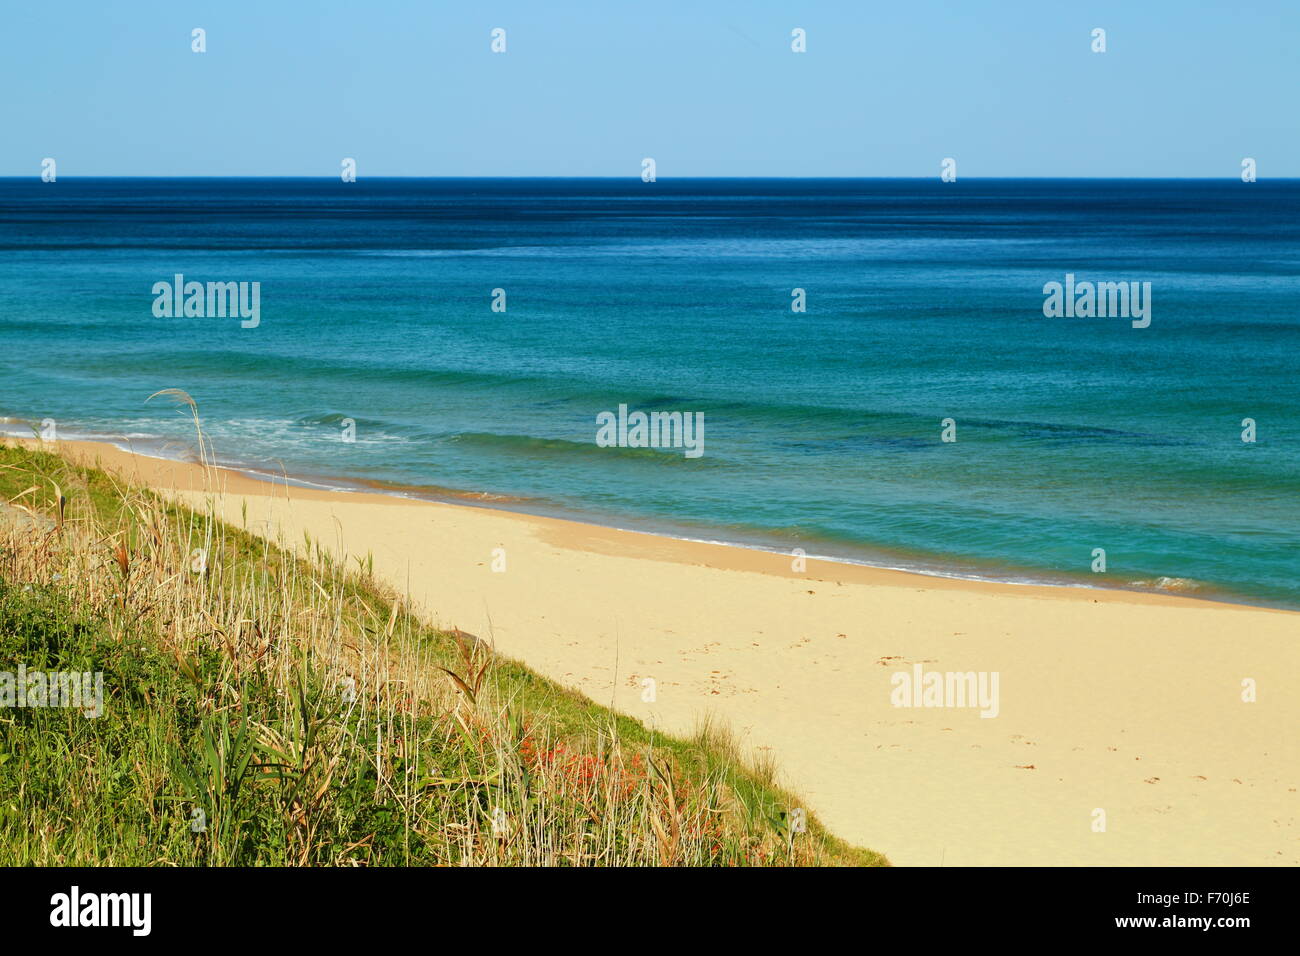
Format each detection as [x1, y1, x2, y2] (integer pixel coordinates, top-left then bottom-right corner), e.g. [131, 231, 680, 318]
[3, 0, 1296, 177]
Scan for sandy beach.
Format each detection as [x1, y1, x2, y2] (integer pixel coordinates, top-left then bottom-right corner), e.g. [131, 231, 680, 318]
[15, 437, 1299, 866]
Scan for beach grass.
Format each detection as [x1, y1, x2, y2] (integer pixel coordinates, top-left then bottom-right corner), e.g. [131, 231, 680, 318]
[0, 440, 886, 866]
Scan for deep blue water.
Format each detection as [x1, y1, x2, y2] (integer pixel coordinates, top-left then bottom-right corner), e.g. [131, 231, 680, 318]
[1, 178, 1297, 605]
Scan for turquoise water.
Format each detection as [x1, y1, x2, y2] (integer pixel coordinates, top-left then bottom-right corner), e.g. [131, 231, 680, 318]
[1, 178, 1297, 606]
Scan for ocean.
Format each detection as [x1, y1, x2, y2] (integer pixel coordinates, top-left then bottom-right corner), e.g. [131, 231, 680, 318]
[1, 178, 1297, 607]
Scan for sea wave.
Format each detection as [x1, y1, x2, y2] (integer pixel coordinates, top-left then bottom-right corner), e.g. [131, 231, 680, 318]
[1129, 576, 1207, 594]
[444, 431, 721, 466]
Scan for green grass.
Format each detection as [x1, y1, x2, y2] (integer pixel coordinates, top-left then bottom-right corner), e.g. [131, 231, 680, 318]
[0, 441, 887, 866]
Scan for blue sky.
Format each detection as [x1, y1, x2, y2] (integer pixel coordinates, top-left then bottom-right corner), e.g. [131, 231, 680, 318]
[3, 0, 1296, 177]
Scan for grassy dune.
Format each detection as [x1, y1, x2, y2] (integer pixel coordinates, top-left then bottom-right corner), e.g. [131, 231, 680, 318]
[0, 439, 885, 866]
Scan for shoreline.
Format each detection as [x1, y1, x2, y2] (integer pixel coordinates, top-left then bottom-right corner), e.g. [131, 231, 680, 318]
[0, 426, 1283, 614]
[8, 434, 1299, 866]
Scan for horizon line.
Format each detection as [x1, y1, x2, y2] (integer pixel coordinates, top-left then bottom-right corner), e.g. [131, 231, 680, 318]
[2, 175, 1294, 181]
